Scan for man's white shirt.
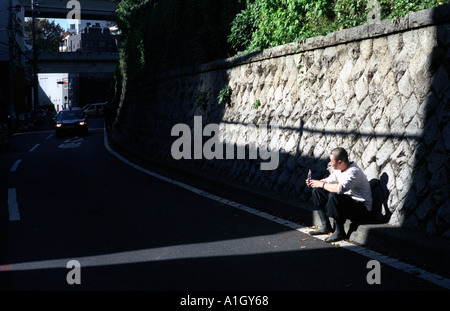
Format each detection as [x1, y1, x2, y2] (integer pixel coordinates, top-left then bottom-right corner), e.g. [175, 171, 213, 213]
[321, 162, 373, 211]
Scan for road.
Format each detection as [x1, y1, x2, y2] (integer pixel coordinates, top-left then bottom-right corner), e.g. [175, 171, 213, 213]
[0, 118, 446, 298]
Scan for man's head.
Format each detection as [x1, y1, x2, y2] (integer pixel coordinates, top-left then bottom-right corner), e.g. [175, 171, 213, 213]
[329, 147, 350, 171]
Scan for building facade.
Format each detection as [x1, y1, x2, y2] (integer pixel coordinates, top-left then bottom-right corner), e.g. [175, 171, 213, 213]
[59, 20, 118, 53]
[0, 0, 32, 128]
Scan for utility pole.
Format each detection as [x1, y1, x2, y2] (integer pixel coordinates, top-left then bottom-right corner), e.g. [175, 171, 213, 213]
[31, 0, 39, 111]
[8, 0, 16, 129]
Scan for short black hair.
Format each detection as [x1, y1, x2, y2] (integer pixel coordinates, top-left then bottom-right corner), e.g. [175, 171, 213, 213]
[330, 147, 349, 164]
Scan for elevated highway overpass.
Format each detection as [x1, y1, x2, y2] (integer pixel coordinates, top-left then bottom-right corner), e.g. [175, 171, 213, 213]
[19, 0, 117, 20]
[18, 0, 120, 73]
[36, 51, 119, 73]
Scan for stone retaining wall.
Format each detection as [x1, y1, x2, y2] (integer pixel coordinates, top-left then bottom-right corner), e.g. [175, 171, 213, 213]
[111, 5, 450, 238]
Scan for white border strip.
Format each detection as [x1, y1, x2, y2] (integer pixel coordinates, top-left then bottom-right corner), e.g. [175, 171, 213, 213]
[9, 159, 22, 172]
[29, 144, 40, 152]
[104, 131, 450, 289]
[8, 188, 20, 222]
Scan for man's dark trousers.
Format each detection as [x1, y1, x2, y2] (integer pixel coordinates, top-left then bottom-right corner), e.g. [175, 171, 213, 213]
[311, 188, 370, 223]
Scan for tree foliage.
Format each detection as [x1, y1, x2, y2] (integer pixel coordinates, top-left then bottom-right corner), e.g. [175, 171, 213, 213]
[24, 19, 64, 52]
[379, 0, 445, 18]
[115, 0, 445, 81]
[115, 0, 246, 82]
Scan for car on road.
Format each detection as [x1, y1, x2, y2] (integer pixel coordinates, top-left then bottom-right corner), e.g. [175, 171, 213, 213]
[54, 109, 88, 137]
[82, 102, 106, 117]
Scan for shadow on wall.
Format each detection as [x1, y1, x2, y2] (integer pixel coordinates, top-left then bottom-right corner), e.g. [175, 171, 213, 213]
[110, 5, 450, 238]
[38, 84, 55, 108]
[110, 70, 392, 228]
[370, 173, 391, 223]
[398, 6, 450, 237]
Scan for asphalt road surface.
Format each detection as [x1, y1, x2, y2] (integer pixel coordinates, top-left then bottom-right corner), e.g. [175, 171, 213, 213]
[0, 118, 446, 301]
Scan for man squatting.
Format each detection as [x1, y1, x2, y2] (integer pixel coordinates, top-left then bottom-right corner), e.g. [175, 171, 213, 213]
[306, 147, 373, 242]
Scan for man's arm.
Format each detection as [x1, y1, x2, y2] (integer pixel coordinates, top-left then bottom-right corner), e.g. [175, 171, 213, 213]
[323, 182, 339, 193]
[306, 179, 339, 193]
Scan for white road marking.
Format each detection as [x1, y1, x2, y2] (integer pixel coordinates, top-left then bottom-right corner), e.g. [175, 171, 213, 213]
[295, 227, 450, 289]
[9, 159, 22, 172]
[13, 130, 54, 136]
[58, 138, 83, 149]
[45, 134, 53, 140]
[8, 188, 20, 221]
[29, 144, 40, 152]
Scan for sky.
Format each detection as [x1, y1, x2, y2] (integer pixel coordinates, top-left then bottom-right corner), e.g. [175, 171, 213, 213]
[52, 18, 70, 31]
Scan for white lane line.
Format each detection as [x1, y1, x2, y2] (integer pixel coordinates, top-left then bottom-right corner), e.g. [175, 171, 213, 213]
[29, 144, 40, 152]
[13, 130, 54, 136]
[103, 131, 450, 290]
[58, 137, 83, 149]
[295, 227, 450, 289]
[45, 134, 53, 140]
[8, 188, 20, 221]
[9, 159, 22, 172]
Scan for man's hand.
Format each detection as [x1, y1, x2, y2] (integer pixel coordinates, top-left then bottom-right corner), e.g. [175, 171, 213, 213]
[306, 179, 339, 193]
[306, 179, 324, 189]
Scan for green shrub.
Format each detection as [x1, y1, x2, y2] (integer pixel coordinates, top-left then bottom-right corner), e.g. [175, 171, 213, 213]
[228, 0, 446, 55]
[115, 0, 445, 81]
[379, 0, 444, 19]
[334, 0, 368, 29]
[229, 0, 336, 53]
[217, 85, 233, 106]
[195, 91, 209, 111]
[252, 99, 261, 109]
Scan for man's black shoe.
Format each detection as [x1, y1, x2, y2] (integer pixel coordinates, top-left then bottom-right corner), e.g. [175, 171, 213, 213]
[324, 230, 346, 242]
[324, 220, 345, 242]
[308, 226, 332, 235]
